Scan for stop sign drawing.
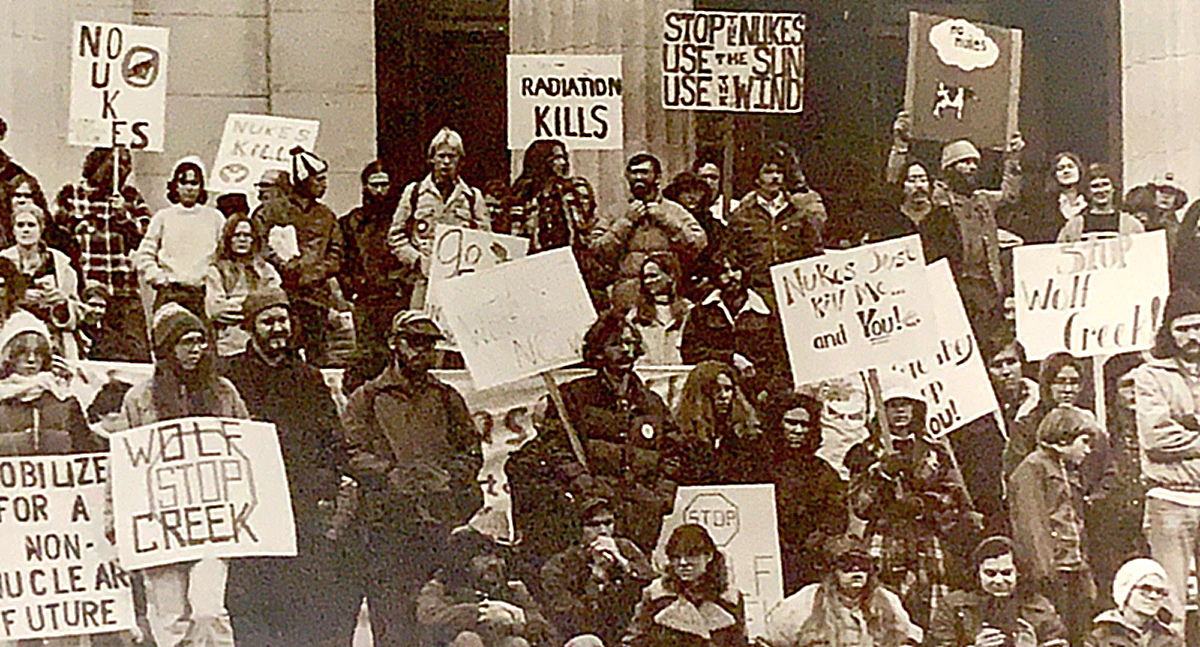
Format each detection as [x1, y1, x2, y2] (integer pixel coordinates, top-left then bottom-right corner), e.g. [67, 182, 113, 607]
[682, 492, 740, 546]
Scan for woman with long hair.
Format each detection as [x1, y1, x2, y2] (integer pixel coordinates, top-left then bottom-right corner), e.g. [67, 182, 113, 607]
[0, 203, 84, 358]
[510, 139, 578, 252]
[669, 360, 760, 485]
[623, 523, 746, 647]
[204, 212, 281, 356]
[625, 251, 692, 362]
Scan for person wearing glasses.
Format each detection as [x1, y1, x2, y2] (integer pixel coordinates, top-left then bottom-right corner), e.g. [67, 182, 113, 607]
[929, 536, 1067, 647]
[764, 533, 921, 647]
[1085, 558, 1180, 647]
[540, 497, 654, 647]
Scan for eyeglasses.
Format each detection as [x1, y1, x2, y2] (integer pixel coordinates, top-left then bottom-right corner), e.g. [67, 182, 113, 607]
[12, 191, 35, 199]
[835, 556, 872, 573]
[176, 336, 209, 350]
[583, 517, 615, 528]
[982, 568, 1015, 578]
[1134, 584, 1170, 599]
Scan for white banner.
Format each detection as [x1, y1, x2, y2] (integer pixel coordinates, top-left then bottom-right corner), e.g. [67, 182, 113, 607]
[439, 248, 597, 390]
[426, 225, 529, 350]
[70, 22, 169, 151]
[507, 55, 623, 150]
[109, 417, 296, 570]
[662, 11, 805, 112]
[887, 260, 998, 436]
[654, 484, 783, 639]
[772, 235, 939, 386]
[0, 454, 136, 640]
[209, 114, 320, 197]
[1013, 231, 1169, 360]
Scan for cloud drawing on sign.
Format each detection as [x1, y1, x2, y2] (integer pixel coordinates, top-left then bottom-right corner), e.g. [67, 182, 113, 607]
[929, 18, 999, 72]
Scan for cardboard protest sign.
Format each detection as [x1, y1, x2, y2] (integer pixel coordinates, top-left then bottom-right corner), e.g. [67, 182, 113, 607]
[70, 22, 169, 151]
[771, 235, 939, 386]
[109, 417, 296, 570]
[426, 225, 530, 349]
[654, 485, 783, 638]
[507, 55, 623, 150]
[888, 260, 998, 437]
[905, 12, 1021, 149]
[1014, 231, 1170, 361]
[662, 10, 805, 112]
[0, 454, 135, 640]
[438, 248, 597, 390]
[210, 114, 320, 197]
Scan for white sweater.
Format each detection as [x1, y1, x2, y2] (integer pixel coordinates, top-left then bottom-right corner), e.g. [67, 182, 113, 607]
[134, 204, 225, 287]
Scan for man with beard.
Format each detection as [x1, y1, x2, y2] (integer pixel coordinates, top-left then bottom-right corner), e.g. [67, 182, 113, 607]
[764, 534, 923, 647]
[726, 143, 823, 294]
[340, 160, 405, 390]
[254, 146, 342, 365]
[880, 157, 963, 269]
[221, 287, 362, 647]
[343, 311, 483, 647]
[588, 153, 706, 305]
[119, 303, 250, 647]
[929, 536, 1067, 647]
[1133, 287, 1200, 637]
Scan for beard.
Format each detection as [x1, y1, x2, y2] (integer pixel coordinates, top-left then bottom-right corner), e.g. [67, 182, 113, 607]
[946, 169, 978, 195]
[630, 180, 654, 201]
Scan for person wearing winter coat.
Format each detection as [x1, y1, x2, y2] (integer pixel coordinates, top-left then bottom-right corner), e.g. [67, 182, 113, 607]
[668, 361, 761, 486]
[118, 303, 250, 647]
[204, 212, 282, 357]
[387, 128, 490, 309]
[540, 497, 654, 647]
[929, 536, 1068, 647]
[1085, 559, 1181, 647]
[764, 534, 922, 647]
[341, 310, 483, 647]
[624, 524, 747, 647]
[1, 203, 86, 359]
[134, 156, 225, 317]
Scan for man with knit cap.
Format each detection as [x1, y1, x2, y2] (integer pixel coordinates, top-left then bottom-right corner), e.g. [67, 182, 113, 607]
[253, 145, 342, 366]
[387, 127, 490, 309]
[134, 156, 225, 317]
[1134, 286, 1200, 637]
[342, 309, 483, 647]
[118, 303, 249, 647]
[221, 286, 362, 647]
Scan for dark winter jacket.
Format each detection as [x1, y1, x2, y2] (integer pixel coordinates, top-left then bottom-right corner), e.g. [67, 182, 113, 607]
[416, 576, 556, 647]
[339, 198, 406, 300]
[0, 389, 100, 456]
[929, 589, 1067, 647]
[726, 192, 822, 292]
[623, 577, 747, 647]
[540, 537, 654, 646]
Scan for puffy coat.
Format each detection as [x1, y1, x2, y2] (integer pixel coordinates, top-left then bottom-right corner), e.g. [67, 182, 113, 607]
[623, 577, 747, 647]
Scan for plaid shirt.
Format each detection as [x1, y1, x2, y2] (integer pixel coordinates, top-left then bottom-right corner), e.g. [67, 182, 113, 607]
[54, 182, 151, 296]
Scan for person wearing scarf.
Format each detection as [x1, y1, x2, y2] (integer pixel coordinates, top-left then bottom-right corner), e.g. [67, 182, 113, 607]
[117, 303, 248, 647]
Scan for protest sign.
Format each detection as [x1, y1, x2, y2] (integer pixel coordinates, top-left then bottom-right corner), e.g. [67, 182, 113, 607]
[109, 417, 296, 570]
[209, 114, 320, 196]
[662, 10, 805, 112]
[1014, 231, 1169, 361]
[426, 225, 530, 349]
[905, 12, 1021, 149]
[888, 260, 998, 437]
[771, 235, 939, 386]
[438, 248, 597, 390]
[507, 55, 623, 150]
[0, 454, 135, 640]
[70, 22, 169, 151]
[654, 485, 783, 638]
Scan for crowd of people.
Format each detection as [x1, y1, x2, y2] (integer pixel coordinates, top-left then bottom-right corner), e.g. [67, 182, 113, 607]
[0, 102, 1198, 647]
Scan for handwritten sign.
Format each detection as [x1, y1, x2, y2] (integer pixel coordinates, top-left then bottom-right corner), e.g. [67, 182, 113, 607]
[70, 22, 169, 151]
[771, 235, 939, 386]
[905, 12, 1021, 149]
[426, 225, 530, 349]
[507, 55, 623, 150]
[438, 248, 598, 390]
[888, 260, 998, 436]
[654, 485, 783, 639]
[1014, 231, 1169, 361]
[0, 454, 135, 640]
[662, 10, 805, 112]
[209, 114, 320, 197]
[109, 417, 296, 570]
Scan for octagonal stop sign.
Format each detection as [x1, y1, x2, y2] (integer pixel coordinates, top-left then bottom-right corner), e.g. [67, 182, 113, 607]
[682, 492, 740, 546]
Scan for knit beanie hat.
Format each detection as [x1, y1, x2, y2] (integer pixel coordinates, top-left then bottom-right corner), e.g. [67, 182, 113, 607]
[1112, 558, 1170, 609]
[0, 310, 51, 358]
[289, 146, 328, 185]
[1036, 405, 1100, 446]
[1163, 287, 1200, 326]
[151, 303, 205, 356]
[241, 287, 290, 331]
[941, 139, 982, 170]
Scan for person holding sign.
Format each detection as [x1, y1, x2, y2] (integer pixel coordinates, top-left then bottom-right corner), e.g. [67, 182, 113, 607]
[341, 311, 483, 647]
[1056, 164, 1144, 242]
[1132, 287, 1200, 639]
[387, 128, 490, 310]
[117, 303, 249, 647]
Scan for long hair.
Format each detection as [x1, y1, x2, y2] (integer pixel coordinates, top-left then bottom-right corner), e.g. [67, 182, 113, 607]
[166, 161, 208, 205]
[0, 257, 26, 320]
[513, 140, 567, 203]
[0, 331, 51, 379]
[664, 524, 729, 600]
[630, 252, 687, 326]
[582, 309, 644, 369]
[150, 345, 221, 420]
[1045, 151, 1085, 195]
[763, 390, 823, 455]
[674, 361, 759, 446]
[213, 213, 268, 294]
